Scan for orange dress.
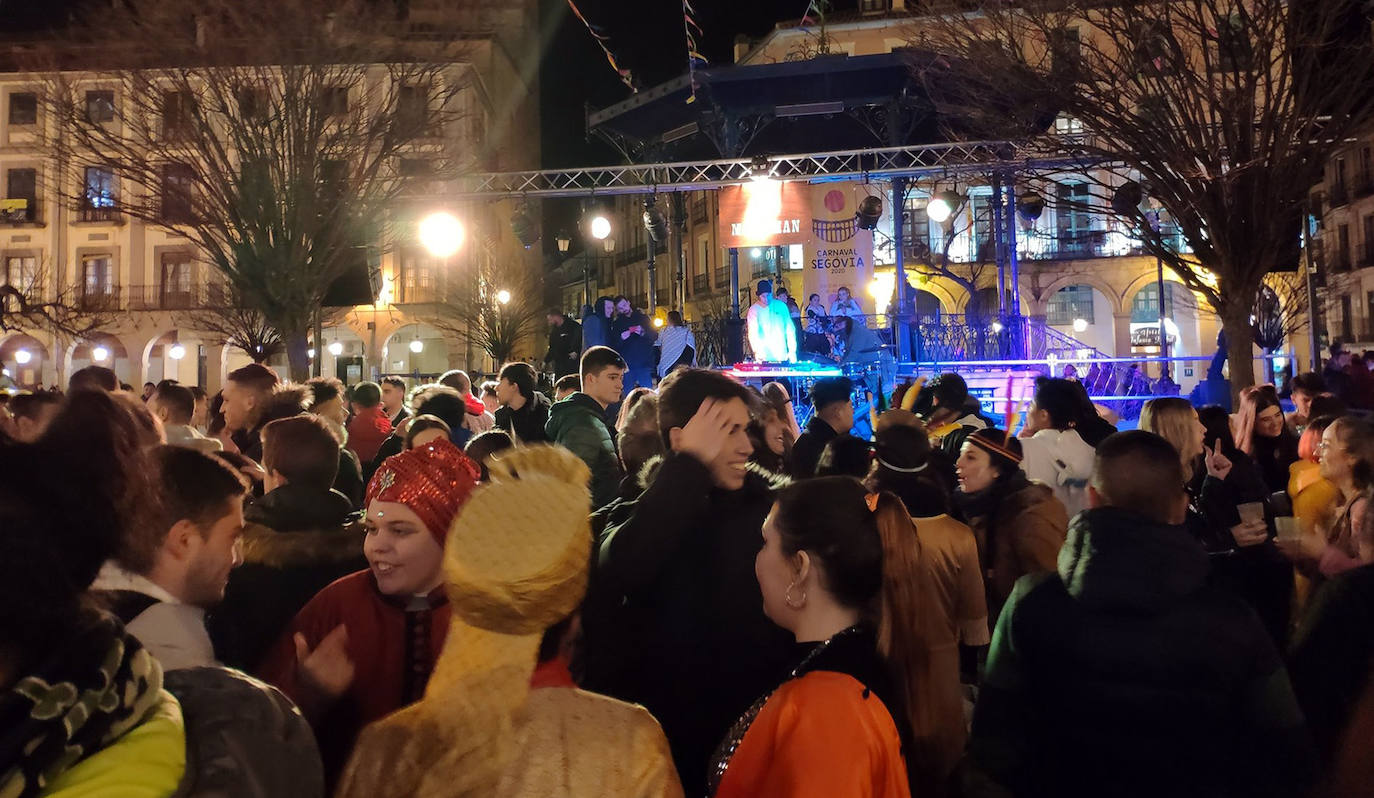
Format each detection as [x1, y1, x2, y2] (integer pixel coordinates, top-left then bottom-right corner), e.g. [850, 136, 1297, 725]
[711, 630, 911, 798]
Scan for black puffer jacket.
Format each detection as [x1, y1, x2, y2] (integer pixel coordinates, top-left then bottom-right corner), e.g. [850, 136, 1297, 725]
[493, 391, 552, 444]
[970, 507, 1316, 798]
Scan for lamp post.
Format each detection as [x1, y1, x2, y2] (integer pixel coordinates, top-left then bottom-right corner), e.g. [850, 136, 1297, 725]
[587, 214, 611, 308]
[556, 231, 572, 309]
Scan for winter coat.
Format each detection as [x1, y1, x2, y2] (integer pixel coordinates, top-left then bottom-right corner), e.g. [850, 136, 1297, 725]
[969, 507, 1317, 798]
[594, 453, 796, 796]
[1290, 562, 1374, 765]
[494, 391, 552, 445]
[545, 318, 583, 378]
[789, 416, 838, 479]
[162, 423, 223, 454]
[162, 667, 324, 798]
[334, 448, 364, 509]
[611, 311, 658, 370]
[207, 484, 366, 671]
[545, 392, 623, 509]
[1019, 428, 1096, 519]
[40, 697, 186, 798]
[1251, 432, 1300, 495]
[960, 474, 1068, 617]
[346, 407, 393, 463]
[92, 564, 217, 672]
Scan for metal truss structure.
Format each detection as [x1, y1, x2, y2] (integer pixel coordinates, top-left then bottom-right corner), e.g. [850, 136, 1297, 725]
[450, 141, 1091, 200]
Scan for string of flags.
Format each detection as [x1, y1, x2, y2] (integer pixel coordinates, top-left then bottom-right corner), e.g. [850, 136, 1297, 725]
[567, 0, 635, 92]
[683, 0, 707, 104]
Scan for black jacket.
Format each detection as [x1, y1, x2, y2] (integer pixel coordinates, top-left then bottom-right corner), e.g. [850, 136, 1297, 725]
[494, 391, 552, 444]
[970, 507, 1315, 798]
[1290, 562, 1374, 763]
[594, 453, 795, 796]
[544, 318, 583, 378]
[788, 417, 837, 478]
[207, 484, 366, 670]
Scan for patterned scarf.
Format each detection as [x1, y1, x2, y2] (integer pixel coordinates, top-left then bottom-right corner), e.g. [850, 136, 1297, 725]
[0, 612, 164, 798]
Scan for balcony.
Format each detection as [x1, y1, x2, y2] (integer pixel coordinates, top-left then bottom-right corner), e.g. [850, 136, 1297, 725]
[1331, 184, 1351, 208]
[77, 205, 121, 223]
[1333, 248, 1353, 273]
[713, 266, 727, 287]
[126, 284, 221, 310]
[79, 287, 121, 311]
[0, 283, 41, 312]
[394, 284, 445, 304]
[691, 274, 709, 295]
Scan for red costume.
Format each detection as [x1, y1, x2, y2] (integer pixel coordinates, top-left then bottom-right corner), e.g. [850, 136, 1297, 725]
[346, 406, 393, 463]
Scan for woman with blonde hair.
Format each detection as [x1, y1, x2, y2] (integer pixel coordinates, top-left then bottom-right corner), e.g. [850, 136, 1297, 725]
[1278, 415, 1374, 578]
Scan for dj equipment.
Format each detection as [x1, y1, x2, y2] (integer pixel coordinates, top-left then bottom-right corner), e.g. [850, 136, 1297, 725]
[724, 361, 844, 380]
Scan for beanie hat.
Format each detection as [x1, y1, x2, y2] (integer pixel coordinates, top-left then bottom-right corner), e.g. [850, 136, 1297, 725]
[966, 427, 1023, 472]
[756, 279, 772, 296]
[365, 438, 481, 543]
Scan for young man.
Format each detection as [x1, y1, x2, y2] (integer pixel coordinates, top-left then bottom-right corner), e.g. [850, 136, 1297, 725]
[92, 446, 249, 670]
[7, 390, 62, 442]
[150, 382, 222, 454]
[544, 309, 583, 379]
[345, 381, 393, 463]
[380, 376, 409, 428]
[141, 381, 157, 401]
[745, 279, 797, 363]
[552, 373, 581, 401]
[595, 368, 794, 795]
[493, 361, 551, 443]
[788, 376, 853, 479]
[545, 346, 626, 509]
[438, 368, 497, 436]
[1287, 371, 1327, 434]
[209, 415, 366, 671]
[610, 296, 657, 394]
[915, 372, 992, 458]
[189, 385, 210, 432]
[221, 362, 282, 461]
[68, 364, 119, 392]
[969, 431, 1315, 797]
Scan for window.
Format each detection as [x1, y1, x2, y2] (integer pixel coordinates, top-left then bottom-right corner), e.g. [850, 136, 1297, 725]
[971, 195, 994, 261]
[318, 159, 347, 202]
[82, 166, 117, 220]
[1338, 224, 1352, 270]
[1051, 27, 1081, 73]
[398, 158, 434, 178]
[1341, 294, 1354, 342]
[1047, 284, 1096, 326]
[237, 87, 268, 120]
[1131, 282, 1176, 324]
[1055, 182, 1093, 253]
[3, 255, 36, 310]
[698, 237, 710, 279]
[161, 91, 196, 140]
[321, 87, 349, 117]
[5, 168, 36, 222]
[85, 90, 115, 123]
[8, 92, 36, 126]
[1336, 157, 1349, 191]
[396, 84, 432, 135]
[1212, 13, 1252, 72]
[1053, 115, 1084, 137]
[904, 202, 931, 255]
[82, 255, 114, 300]
[1363, 216, 1374, 266]
[398, 249, 439, 302]
[160, 163, 195, 223]
[160, 252, 194, 308]
[859, 0, 889, 11]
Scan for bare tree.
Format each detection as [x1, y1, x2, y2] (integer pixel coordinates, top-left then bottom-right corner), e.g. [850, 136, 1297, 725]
[40, 0, 475, 381]
[0, 259, 108, 338]
[430, 232, 545, 366]
[911, 0, 1374, 393]
[174, 290, 282, 364]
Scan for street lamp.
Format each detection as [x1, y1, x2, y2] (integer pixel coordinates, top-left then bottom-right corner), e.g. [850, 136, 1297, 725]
[409, 338, 424, 354]
[14, 349, 31, 365]
[496, 289, 511, 305]
[168, 343, 186, 360]
[419, 211, 464, 258]
[589, 215, 611, 242]
[926, 190, 965, 224]
[92, 346, 109, 362]
[328, 340, 344, 356]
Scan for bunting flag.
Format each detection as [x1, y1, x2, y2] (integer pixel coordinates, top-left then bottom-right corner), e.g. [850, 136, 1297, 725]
[567, 0, 634, 92]
[683, 0, 707, 104]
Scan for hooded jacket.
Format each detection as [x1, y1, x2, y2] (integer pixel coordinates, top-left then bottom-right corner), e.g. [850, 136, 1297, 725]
[970, 507, 1316, 798]
[494, 390, 552, 445]
[207, 484, 366, 671]
[1019, 428, 1096, 519]
[960, 473, 1068, 616]
[545, 392, 623, 509]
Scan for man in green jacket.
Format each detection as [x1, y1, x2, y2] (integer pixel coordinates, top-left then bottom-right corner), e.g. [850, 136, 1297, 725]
[546, 345, 626, 509]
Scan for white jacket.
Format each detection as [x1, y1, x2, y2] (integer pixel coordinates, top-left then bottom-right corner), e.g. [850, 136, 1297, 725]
[1020, 428, 1096, 520]
[746, 298, 797, 362]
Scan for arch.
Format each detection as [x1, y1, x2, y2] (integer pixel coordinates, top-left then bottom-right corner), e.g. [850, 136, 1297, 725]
[1, 333, 52, 389]
[381, 322, 450, 379]
[66, 332, 134, 387]
[140, 329, 214, 387]
[1119, 272, 1204, 313]
[953, 286, 1031, 317]
[1035, 273, 1125, 316]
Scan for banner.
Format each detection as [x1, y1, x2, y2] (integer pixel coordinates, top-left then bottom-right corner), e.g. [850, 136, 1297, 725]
[803, 186, 874, 310]
[717, 181, 810, 248]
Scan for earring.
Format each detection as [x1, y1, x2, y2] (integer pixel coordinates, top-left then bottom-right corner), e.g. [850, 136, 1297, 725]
[784, 582, 807, 609]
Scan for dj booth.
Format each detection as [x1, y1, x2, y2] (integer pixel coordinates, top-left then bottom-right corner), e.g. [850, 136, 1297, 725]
[723, 360, 884, 439]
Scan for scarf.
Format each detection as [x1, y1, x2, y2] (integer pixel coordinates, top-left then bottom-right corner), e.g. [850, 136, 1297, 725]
[0, 612, 165, 798]
[955, 468, 1032, 522]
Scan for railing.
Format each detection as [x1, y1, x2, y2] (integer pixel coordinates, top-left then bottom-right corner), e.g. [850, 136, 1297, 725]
[1021, 226, 1191, 261]
[713, 266, 727, 287]
[79, 287, 121, 311]
[78, 205, 121, 223]
[691, 274, 709, 295]
[394, 284, 445, 304]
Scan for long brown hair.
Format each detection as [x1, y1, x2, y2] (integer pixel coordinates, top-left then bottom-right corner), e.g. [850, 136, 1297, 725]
[1140, 397, 1200, 483]
[1232, 384, 1286, 456]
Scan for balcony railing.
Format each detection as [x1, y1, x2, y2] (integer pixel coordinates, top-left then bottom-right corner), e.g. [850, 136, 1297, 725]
[691, 274, 709, 295]
[1355, 174, 1374, 199]
[78, 205, 121, 223]
[1020, 227, 1191, 261]
[394, 284, 445, 304]
[713, 266, 727, 287]
[79, 287, 121, 311]
[123, 284, 239, 310]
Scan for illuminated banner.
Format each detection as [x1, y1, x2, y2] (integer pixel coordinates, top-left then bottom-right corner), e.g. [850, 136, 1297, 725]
[803, 186, 875, 308]
[718, 181, 810, 248]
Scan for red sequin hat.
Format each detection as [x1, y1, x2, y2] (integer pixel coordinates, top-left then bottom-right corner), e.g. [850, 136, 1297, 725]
[365, 438, 482, 543]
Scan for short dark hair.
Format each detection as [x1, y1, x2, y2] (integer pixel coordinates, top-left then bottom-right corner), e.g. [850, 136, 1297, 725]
[498, 362, 537, 400]
[1309, 393, 1348, 420]
[226, 363, 279, 394]
[438, 369, 472, 394]
[464, 429, 515, 481]
[404, 414, 453, 449]
[124, 446, 248, 574]
[351, 381, 382, 408]
[416, 386, 468, 432]
[189, 385, 207, 402]
[614, 294, 629, 306]
[810, 376, 854, 413]
[581, 345, 626, 379]
[656, 367, 754, 448]
[817, 434, 873, 478]
[262, 415, 341, 491]
[9, 391, 62, 422]
[1291, 372, 1326, 396]
[305, 376, 344, 407]
[153, 382, 196, 424]
[69, 365, 118, 392]
[1091, 430, 1186, 524]
[380, 376, 406, 393]
[554, 374, 581, 394]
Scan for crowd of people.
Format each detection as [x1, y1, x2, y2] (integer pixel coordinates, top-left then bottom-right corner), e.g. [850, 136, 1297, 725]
[4, 350, 1374, 798]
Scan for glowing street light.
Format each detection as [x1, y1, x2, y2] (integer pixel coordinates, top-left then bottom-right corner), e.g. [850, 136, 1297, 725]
[328, 340, 344, 356]
[990, 320, 1004, 334]
[419, 211, 465, 258]
[92, 346, 109, 362]
[496, 289, 511, 305]
[14, 349, 31, 364]
[409, 338, 424, 354]
[1072, 318, 1089, 333]
[926, 190, 965, 224]
[589, 215, 612, 241]
[168, 343, 186, 360]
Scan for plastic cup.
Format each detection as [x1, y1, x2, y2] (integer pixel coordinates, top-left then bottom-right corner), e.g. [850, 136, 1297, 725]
[1275, 516, 1302, 541]
[1238, 502, 1265, 525]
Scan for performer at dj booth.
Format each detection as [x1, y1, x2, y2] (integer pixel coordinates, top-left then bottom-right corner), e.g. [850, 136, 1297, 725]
[746, 279, 797, 363]
[833, 315, 894, 407]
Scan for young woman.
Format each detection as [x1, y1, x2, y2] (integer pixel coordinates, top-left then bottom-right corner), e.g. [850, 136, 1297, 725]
[1290, 416, 1342, 541]
[1234, 385, 1301, 494]
[403, 414, 451, 450]
[258, 438, 482, 785]
[954, 428, 1068, 618]
[710, 478, 934, 798]
[1278, 416, 1374, 578]
[747, 395, 794, 475]
[656, 310, 697, 378]
[1018, 377, 1098, 518]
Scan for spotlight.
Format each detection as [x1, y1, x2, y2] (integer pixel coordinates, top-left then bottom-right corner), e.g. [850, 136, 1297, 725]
[14, 349, 31, 364]
[496, 289, 511, 305]
[1072, 318, 1088, 333]
[92, 346, 109, 361]
[750, 248, 763, 259]
[1111, 181, 1144, 216]
[856, 195, 883, 231]
[409, 339, 424, 354]
[749, 155, 773, 182]
[1016, 191, 1045, 222]
[420, 211, 464, 258]
[990, 320, 1004, 333]
[168, 343, 186, 360]
[589, 215, 611, 241]
[328, 340, 344, 356]
[511, 208, 538, 249]
[926, 190, 964, 224]
[643, 196, 668, 243]
[653, 317, 665, 328]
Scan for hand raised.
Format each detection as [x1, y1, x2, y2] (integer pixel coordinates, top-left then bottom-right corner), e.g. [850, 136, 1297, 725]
[1204, 442, 1232, 480]
[294, 625, 355, 700]
[676, 398, 732, 467]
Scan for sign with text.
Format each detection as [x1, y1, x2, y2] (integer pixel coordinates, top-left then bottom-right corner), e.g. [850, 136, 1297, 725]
[803, 186, 875, 308]
[718, 181, 810, 248]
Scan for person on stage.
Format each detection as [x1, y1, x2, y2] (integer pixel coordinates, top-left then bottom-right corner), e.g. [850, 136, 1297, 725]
[746, 280, 797, 363]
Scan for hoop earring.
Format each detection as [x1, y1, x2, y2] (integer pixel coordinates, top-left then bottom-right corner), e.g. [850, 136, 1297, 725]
[784, 582, 807, 609]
